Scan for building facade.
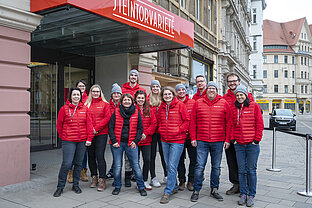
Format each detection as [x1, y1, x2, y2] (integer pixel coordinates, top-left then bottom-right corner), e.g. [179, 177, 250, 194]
[261, 18, 312, 114]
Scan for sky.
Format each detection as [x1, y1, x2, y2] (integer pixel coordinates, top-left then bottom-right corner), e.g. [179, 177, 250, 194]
[263, 0, 312, 24]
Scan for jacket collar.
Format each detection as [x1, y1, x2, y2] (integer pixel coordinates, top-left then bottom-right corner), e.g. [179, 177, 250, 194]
[203, 94, 222, 105]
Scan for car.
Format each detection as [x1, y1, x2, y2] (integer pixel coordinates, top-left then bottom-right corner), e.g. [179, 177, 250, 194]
[269, 109, 296, 131]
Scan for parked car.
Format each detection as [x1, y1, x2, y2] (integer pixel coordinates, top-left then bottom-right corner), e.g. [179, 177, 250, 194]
[269, 109, 296, 131]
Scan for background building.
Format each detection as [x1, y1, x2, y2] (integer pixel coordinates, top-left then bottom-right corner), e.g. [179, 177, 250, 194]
[261, 17, 312, 114]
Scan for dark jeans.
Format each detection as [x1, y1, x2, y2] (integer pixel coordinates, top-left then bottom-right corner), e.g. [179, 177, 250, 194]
[235, 143, 260, 197]
[150, 133, 167, 179]
[138, 145, 151, 181]
[193, 141, 224, 191]
[70, 149, 87, 170]
[225, 142, 239, 185]
[87, 134, 108, 179]
[178, 139, 197, 182]
[57, 140, 86, 189]
[111, 142, 144, 190]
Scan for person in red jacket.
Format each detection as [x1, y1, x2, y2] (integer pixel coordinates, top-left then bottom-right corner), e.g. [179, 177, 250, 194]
[135, 90, 157, 190]
[108, 93, 147, 196]
[189, 81, 231, 202]
[84, 84, 111, 191]
[222, 73, 254, 195]
[122, 69, 146, 97]
[158, 86, 190, 204]
[232, 85, 264, 207]
[53, 88, 93, 197]
[76, 80, 88, 104]
[192, 75, 207, 100]
[148, 80, 166, 187]
[175, 84, 196, 192]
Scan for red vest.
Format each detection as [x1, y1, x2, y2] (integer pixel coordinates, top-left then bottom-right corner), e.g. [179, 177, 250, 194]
[111, 107, 139, 146]
[88, 98, 111, 135]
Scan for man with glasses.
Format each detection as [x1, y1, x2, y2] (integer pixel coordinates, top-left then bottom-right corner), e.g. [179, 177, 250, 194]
[222, 73, 254, 195]
[189, 81, 231, 202]
[192, 75, 207, 100]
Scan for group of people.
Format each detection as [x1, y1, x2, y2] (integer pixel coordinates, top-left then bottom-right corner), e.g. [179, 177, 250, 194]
[53, 70, 264, 207]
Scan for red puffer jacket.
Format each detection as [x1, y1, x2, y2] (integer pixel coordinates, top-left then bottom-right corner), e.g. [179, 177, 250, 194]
[110, 107, 139, 146]
[57, 101, 93, 142]
[137, 106, 157, 146]
[157, 97, 190, 144]
[232, 101, 264, 145]
[88, 98, 111, 135]
[147, 93, 161, 133]
[179, 95, 195, 140]
[81, 92, 88, 104]
[190, 95, 231, 143]
[122, 82, 146, 97]
[192, 89, 206, 100]
[109, 99, 120, 115]
[223, 89, 254, 108]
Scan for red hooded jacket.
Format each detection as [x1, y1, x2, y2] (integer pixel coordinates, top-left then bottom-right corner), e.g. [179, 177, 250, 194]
[57, 100, 93, 142]
[88, 97, 111, 135]
[232, 101, 264, 144]
[136, 105, 157, 146]
[157, 97, 190, 144]
[122, 82, 146, 97]
[223, 88, 254, 108]
[190, 94, 231, 143]
[109, 99, 120, 115]
[192, 89, 206, 100]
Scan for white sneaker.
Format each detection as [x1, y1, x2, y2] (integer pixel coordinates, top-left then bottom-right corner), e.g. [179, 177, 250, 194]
[151, 177, 161, 187]
[144, 181, 152, 190]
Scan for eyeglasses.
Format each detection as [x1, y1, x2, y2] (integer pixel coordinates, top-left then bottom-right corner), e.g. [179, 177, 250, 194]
[92, 91, 100, 93]
[227, 80, 238, 83]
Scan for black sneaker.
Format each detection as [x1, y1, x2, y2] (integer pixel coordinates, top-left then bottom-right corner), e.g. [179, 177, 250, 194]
[53, 189, 63, 197]
[105, 172, 114, 179]
[112, 188, 121, 195]
[72, 186, 82, 194]
[190, 191, 199, 202]
[210, 188, 223, 201]
[139, 189, 147, 196]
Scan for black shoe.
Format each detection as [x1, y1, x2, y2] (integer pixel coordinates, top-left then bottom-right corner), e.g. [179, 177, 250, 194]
[106, 172, 114, 179]
[139, 189, 147, 196]
[190, 191, 199, 202]
[112, 188, 121, 195]
[125, 171, 132, 187]
[210, 188, 223, 201]
[72, 186, 82, 194]
[53, 189, 63, 197]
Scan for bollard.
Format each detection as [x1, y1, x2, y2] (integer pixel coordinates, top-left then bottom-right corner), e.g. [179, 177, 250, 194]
[266, 127, 281, 172]
[298, 134, 312, 197]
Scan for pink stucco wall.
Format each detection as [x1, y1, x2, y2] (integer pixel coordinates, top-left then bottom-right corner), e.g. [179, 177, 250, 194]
[0, 25, 31, 186]
[137, 65, 153, 95]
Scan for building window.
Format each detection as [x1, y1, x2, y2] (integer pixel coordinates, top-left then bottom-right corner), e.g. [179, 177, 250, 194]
[263, 55, 267, 63]
[301, 57, 303, 65]
[274, 85, 278, 93]
[305, 72, 307, 79]
[196, 0, 201, 20]
[292, 71, 295, 78]
[301, 85, 304, 93]
[263, 70, 267, 78]
[252, 8, 256, 24]
[292, 85, 295, 93]
[263, 85, 267, 93]
[305, 85, 308, 93]
[284, 56, 288, 64]
[180, 0, 185, 8]
[208, 0, 212, 30]
[274, 70, 278, 78]
[301, 71, 303, 78]
[284, 70, 288, 78]
[292, 56, 295, 64]
[285, 85, 288, 93]
[305, 57, 307, 65]
[274, 55, 278, 63]
[253, 37, 257, 51]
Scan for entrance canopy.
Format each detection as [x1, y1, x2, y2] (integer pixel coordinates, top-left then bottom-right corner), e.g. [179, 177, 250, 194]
[30, 0, 194, 57]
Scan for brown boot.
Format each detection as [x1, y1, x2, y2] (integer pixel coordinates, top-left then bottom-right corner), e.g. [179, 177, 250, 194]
[90, 176, 98, 188]
[97, 178, 106, 191]
[80, 168, 88, 182]
[187, 181, 194, 191]
[178, 179, 185, 191]
[67, 170, 73, 183]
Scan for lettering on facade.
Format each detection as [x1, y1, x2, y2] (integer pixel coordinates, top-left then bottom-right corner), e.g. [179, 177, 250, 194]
[113, 0, 175, 38]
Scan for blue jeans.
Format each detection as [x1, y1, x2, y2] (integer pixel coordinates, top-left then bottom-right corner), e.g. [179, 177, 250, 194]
[193, 141, 224, 191]
[235, 143, 260, 197]
[111, 142, 144, 190]
[161, 141, 184, 195]
[57, 140, 86, 189]
[70, 149, 87, 169]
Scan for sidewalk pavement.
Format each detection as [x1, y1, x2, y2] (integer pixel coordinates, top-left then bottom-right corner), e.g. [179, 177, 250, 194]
[1, 129, 312, 208]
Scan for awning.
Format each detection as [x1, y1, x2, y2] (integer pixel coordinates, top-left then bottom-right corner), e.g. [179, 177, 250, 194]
[30, 0, 194, 57]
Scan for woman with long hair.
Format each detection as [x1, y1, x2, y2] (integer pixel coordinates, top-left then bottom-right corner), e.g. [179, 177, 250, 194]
[148, 80, 167, 187]
[84, 84, 111, 191]
[53, 88, 93, 197]
[135, 90, 157, 190]
[158, 86, 190, 204]
[108, 93, 147, 196]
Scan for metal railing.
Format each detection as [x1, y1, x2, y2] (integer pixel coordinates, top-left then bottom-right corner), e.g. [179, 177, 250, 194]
[265, 127, 312, 197]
